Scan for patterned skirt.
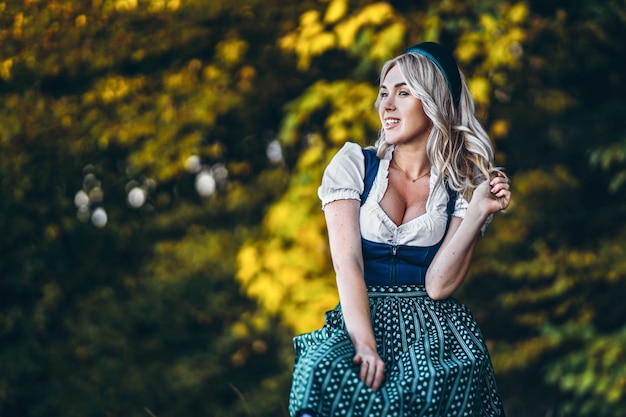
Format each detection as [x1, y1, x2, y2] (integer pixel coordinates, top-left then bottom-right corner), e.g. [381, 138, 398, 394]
[289, 285, 505, 417]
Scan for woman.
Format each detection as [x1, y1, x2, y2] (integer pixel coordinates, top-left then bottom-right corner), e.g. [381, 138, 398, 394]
[289, 42, 510, 417]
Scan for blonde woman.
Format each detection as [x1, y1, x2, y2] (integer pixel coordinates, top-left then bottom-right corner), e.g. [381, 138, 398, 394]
[290, 42, 510, 417]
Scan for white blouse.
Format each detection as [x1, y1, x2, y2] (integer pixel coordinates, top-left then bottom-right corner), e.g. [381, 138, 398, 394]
[318, 142, 489, 247]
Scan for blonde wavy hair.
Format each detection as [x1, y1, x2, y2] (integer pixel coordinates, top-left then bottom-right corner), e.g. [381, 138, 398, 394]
[374, 52, 502, 200]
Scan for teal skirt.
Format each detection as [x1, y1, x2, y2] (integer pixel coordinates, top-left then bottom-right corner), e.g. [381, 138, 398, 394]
[289, 286, 505, 417]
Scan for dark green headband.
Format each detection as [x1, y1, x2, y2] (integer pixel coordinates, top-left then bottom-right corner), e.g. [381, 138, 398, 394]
[403, 42, 462, 108]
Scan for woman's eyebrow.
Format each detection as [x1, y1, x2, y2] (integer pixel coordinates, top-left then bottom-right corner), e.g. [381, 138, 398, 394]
[380, 82, 408, 89]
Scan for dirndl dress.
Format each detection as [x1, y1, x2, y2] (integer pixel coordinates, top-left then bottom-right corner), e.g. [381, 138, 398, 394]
[288, 283, 505, 416]
[288, 142, 505, 416]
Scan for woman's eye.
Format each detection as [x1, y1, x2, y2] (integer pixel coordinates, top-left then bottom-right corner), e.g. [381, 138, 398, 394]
[379, 91, 388, 98]
[399, 90, 409, 96]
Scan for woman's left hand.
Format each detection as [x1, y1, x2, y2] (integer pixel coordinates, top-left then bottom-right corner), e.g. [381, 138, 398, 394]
[474, 172, 511, 215]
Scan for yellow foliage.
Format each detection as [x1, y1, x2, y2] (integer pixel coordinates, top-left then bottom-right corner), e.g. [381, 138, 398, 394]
[287, 274, 339, 332]
[468, 76, 490, 105]
[237, 245, 261, 285]
[252, 339, 268, 354]
[278, 32, 297, 51]
[236, 140, 345, 334]
[288, 10, 328, 69]
[167, 0, 180, 11]
[226, 161, 250, 177]
[252, 274, 285, 314]
[231, 321, 248, 338]
[370, 21, 405, 60]
[422, 14, 441, 41]
[334, 18, 360, 49]
[44, 224, 60, 241]
[479, 13, 498, 33]
[216, 38, 248, 67]
[567, 250, 597, 267]
[202, 64, 222, 81]
[300, 9, 321, 27]
[301, 13, 325, 41]
[238, 81, 379, 334]
[491, 336, 561, 372]
[143, 0, 182, 12]
[1, 59, 13, 80]
[607, 381, 624, 403]
[360, 2, 394, 25]
[324, 0, 348, 24]
[238, 65, 255, 80]
[455, 41, 480, 64]
[12, 13, 23, 39]
[512, 166, 578, 197]
[454, 2, 530, 116]
[98, 75, 145, 104]
[165, 73, 184, 90]
[87, 56, 242, 181]
[283, 80, 378, 147]
[533, 89, 577, 113]
[251, 315, 269, 332]
[310, 32, 336, 57]
[507, 2, 529, 24]
[75, 14, 87, 27]
[230, 349, 246, 366]
[266, 201, 300, 237]
[279, 1, 402, 69]
[263, 243, 286, 272]
[490, 119, 510, 138]
[115, 0, 138, 12]
[515, 312, 548, 327]
[303, 133, 328, 162]
[281, 266, 306, 288]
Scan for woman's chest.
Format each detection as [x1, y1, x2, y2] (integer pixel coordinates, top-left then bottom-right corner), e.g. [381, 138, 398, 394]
[378, 173, 431, 227]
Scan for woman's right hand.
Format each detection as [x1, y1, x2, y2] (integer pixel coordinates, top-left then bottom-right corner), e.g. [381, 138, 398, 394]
[353, 346, 385, 392]
[473, 172, 511, 215]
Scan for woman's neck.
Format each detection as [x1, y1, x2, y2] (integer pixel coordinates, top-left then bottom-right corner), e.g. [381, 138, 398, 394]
[392, 145, 430, 178]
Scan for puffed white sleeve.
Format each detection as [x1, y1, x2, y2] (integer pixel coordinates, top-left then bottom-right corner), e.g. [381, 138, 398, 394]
[317, 142, 365, 210]
[452, 194, 493, 235]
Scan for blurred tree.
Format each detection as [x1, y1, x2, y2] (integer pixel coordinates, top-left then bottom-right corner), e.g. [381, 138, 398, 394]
[472, 1, 626, 416]
[0, 0, 314, 416]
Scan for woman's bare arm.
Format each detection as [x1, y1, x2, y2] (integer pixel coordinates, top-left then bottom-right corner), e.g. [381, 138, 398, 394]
[426, 174, 511, 299]
[324, 199, 385, 391]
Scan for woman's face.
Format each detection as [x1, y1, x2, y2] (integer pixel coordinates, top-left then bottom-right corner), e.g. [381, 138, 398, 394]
[378, 64, 431, 146]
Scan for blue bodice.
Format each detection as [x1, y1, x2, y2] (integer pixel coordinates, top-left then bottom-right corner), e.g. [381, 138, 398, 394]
[362, 237, 443, 286]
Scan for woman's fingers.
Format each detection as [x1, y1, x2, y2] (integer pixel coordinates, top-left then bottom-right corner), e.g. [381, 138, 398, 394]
[490, 174, 509, 194]
[354, 353, 385, 391]
[489, 173, 511, 211]
[371, 360, 385, 392]
[356, 355, 368, 381]
[363, 359, 384, 391]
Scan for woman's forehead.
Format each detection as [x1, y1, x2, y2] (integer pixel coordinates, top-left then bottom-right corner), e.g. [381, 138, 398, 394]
[381, 64, 404, 86]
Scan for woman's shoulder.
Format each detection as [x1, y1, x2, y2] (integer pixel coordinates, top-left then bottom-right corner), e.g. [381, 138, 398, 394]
[326, 142, 368, 176]
[317, 142, 367, 208]
[336, 141, 365, 158]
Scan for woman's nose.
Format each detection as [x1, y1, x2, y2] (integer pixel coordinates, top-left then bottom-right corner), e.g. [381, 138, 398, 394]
[384, 96, 395, 110]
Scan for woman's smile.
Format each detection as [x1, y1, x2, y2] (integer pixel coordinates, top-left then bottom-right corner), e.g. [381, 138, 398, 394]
[384, 118, 400, 129]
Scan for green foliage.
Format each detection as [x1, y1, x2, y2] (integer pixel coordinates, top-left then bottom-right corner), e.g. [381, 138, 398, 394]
[0, 0, 307, 416]
[590, 135, 626, 192]
[467, 1, 626, 415]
